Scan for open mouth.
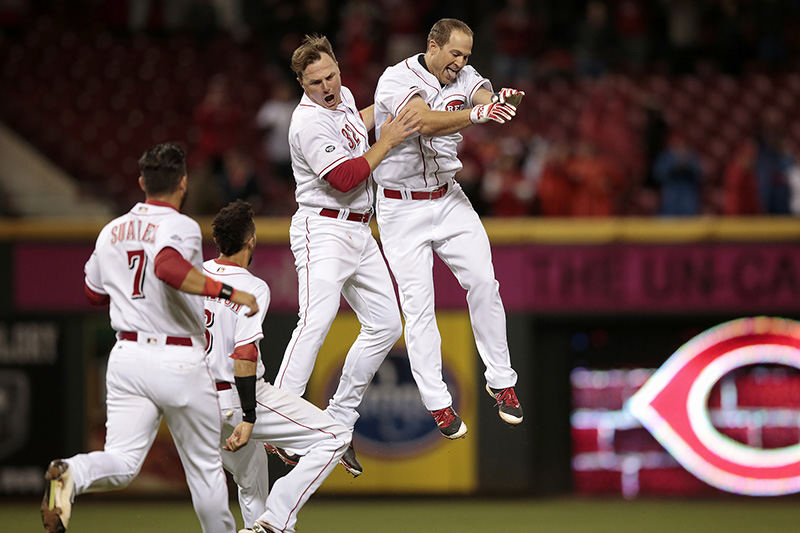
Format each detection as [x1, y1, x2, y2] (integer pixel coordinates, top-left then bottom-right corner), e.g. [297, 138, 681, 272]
[444, 66, 458, 81]
[324, 94, 335, 105]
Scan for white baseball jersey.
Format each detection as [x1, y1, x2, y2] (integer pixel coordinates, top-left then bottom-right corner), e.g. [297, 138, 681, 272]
[288, 85, 373, 212]
[202, 258, 270, 383]
[84, 200, 204, 339]
[67, 199, 236, 533]
[202, 264, 348, 533]
[373, 54, 491, 190]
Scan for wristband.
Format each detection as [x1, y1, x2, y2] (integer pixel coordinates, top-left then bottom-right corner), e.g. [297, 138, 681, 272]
[234, 375, 257, 423]
[219, 283, 234, 300]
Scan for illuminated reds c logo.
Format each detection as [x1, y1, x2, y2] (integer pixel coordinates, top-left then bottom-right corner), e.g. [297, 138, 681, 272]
[627, 317, 800, 496]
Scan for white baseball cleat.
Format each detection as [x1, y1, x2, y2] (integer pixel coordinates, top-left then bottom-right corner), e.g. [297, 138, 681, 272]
[41, 460, 74, 533]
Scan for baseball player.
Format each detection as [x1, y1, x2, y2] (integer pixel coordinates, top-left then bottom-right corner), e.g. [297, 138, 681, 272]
[41, 143, 258, 533]
[203, 199, 349, 533]
[272, 34, 420, 475]
[373, 18, 524, 439]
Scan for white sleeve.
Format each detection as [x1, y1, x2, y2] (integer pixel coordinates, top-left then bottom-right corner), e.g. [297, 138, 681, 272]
[375, 69, 428, 116]
[84, 248, 107, 294]
[154, 215, 202, 262]
[233, 281, 270, 348]
[462, 65, 492, 107]
[296, 118, 351, 178]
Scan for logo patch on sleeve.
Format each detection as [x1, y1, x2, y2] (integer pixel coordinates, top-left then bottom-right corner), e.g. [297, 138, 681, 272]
[325, 145, 335, 153]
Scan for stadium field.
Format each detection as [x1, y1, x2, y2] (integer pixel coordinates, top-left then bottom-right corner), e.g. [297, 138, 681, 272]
[5, 497, 799, 532]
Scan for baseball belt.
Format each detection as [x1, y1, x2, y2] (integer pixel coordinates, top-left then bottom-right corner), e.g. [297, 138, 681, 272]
[383, 183, 448, 200]
[319, 208, 372, 223]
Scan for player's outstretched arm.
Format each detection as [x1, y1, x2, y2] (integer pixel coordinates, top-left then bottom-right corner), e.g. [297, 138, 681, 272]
[153, 247, 259, 316]
[323, 107, 420, 193]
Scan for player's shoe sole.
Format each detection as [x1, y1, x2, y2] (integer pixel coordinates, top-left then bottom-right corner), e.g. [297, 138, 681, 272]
[486, 384, 523, 425]
[41, 460, 74, 533]
[264, 443, 300, 467]
[252, 521, 280, 533]
[339, 444, 362, 477]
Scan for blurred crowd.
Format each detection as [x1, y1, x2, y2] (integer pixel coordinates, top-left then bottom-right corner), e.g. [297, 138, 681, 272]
[2, 0, 800, 216]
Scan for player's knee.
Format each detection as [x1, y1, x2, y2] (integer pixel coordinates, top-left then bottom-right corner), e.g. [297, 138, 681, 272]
[386, 316, 403, 344]
[103, 455, 141, 489]
[466, 277, 500, 298]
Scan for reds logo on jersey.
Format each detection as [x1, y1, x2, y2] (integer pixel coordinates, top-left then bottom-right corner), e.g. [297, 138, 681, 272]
[627, 317, 800, 496]
[445, 98, 465, 112]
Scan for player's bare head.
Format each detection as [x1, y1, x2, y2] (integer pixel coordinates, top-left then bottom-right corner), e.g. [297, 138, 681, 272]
[425, 19, 473, 85]
[138, 143, 187, 196]
[212, 199, 256, 257]
[292, 34, 342, 109]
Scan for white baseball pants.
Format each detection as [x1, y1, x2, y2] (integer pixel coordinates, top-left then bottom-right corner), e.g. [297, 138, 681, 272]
[65, 337, 236, 533]
[218, 379, 348, 533]
[276, 211, 402, 431]
[376, 182, 518, 411]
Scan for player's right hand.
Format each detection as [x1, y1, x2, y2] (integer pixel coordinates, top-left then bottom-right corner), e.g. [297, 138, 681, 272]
[469, 102, 517, 124]
[380, 107, 422, 148]
[224, 421, 254, 452]
[231, 289, 259, 317]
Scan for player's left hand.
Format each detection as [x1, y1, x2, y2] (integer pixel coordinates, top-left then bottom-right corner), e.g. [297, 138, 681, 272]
[224, 421, 254, 452]
[491, 88, 525, 107]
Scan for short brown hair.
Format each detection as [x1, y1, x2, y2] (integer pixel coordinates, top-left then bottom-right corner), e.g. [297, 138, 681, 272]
[427, 18, 473, 48]
[291, 34, 337, 80]
[138, 143, 186, 195]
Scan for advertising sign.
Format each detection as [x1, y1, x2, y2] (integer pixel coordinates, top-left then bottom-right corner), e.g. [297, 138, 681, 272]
[306, 312, 478, 493]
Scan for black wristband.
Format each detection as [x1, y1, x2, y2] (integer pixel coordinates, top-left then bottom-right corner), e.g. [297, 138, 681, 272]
[234, 375, 257, 423]
[219, 283, 234, 300]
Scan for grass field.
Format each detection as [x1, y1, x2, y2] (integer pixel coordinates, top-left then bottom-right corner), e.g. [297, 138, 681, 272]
[5, 497, 800, 533]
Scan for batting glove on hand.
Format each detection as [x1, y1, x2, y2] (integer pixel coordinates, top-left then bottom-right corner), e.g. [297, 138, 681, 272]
[469, 102, 517, 124]
[491, 88, 525, 106]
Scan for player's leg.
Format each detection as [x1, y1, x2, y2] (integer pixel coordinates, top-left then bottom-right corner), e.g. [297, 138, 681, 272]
[432, 187, 522, 423]
[330, 233, 403, 431]
[220, 419, 269, 529]
[43, 344, 162, 532]
[376, 199, 453, 411]
[275, 215, 356, 396]
[160, 346, 236, 533]
[251, 381, 348, 533]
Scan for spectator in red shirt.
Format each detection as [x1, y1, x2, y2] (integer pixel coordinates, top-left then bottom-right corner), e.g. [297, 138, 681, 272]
[723, 139, 762, 215]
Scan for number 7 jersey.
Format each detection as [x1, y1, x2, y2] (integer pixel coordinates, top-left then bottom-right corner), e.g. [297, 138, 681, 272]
[83, 201, 205, 338]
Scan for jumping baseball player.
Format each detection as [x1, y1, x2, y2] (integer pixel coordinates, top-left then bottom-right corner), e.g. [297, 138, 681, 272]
[203, 200, 349, 533]
[373, 18, 524, 439]
[41, 143, 258, 533]
[273, 34, 420, 475]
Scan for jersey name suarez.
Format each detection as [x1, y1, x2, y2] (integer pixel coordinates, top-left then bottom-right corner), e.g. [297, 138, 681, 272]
[84, 202, 205, 338]
[109, 219, 159, 244]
